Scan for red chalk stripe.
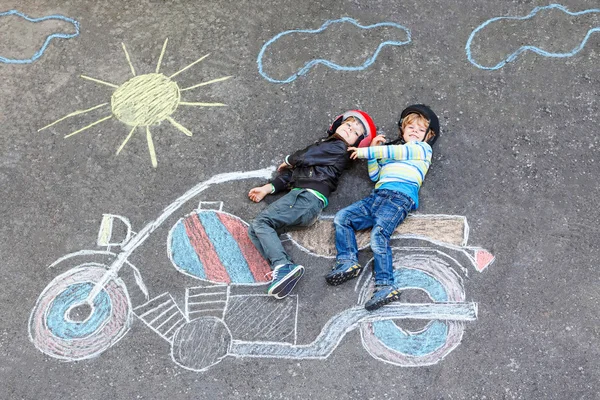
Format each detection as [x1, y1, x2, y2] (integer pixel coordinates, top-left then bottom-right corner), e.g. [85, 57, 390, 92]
[217, 213, 271, 282]
[183, 214, 231, 284]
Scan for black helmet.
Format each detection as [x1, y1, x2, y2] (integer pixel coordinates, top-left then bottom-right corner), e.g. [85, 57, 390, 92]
[397, 104, 440, 146]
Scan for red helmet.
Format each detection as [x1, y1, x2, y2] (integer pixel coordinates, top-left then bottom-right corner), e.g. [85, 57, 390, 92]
[327, 109, 376, 147]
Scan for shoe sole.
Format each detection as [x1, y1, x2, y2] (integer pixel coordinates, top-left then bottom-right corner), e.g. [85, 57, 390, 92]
[325, 268, 363, 286]
[364, 290, 401, 311]
[268, 266, 305, 299]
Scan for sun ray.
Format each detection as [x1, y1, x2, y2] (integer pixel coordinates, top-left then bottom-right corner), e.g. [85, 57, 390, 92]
[146, 126, 158, 168]
[156, 38, 169, 74]
[64, 115, 113, 138]
[121, 43, 136, 77]
[38, 103, 109, 132]
[180, 76, 233, 92]
[117, 126, 137, 154]
[179, 101, 226, 107]
[43, 38, 232, 168]
[169, 53, 210, 79]
[166, 116, 192, 136]
[80, 75, 120, 88]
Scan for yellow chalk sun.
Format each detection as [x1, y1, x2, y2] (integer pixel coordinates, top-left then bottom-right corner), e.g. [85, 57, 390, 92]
[39, 39, 232, 168]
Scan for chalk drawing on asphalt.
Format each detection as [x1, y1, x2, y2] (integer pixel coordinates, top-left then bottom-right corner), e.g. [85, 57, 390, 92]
[0, 10, 80, 64]
[38, 38, 232, 167]
[358, 249, 473, 366]
[466, 4, 600, 70]
[168, 209, 272, 284]
[185, 284, 230, 320]
[97, 214, 133, 248]
[257, 17, 411, 83]
[29, 264, 132, 361]
[286, 214, 494, 273]
[29, 168, 274, 362]
[134, 292, 187, 343]
[28, 167, 494, 371]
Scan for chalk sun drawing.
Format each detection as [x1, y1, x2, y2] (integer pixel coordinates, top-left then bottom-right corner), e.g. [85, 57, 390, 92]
[257, 17, 411, 84]
[466, 4, 600, 70]
[38, 39, 232, 167]
[29, 167, 495, 370]
[0, 10, 80, 64]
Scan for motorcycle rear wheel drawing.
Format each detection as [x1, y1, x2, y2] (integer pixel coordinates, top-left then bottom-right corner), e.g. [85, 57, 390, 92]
[359, 248, 470, 366]
[28, 264, 132, 361]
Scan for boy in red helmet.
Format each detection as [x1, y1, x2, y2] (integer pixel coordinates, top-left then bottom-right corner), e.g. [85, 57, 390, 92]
[326, 104, 439, 311]
[248, 110, 376, 299]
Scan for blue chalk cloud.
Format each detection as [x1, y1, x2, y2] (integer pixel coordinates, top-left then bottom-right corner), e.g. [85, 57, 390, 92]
[466, 4, 600, 70]
[0, 10, 80, 64]
[257, 17, 411, 84]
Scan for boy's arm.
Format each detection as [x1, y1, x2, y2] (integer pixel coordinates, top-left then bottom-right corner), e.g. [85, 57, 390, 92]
[287, 140, 347, 167]
[354, 142, 432, 162]
[270, 168, 293, 194]
[248, 167, 292, 202]
[366, 159, 381, 182]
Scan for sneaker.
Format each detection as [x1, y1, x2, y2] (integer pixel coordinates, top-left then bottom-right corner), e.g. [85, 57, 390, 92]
[267, 264, 305, 299]
[364, 285, 401, 311]
[325, 261, 363, 286]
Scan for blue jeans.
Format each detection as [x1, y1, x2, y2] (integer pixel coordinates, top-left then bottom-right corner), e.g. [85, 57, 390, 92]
[334, 189, 414, 286]
[248, 189, 323, 268]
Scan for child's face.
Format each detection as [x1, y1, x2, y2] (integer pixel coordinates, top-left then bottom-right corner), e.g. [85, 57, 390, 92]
[402, 121, 428, 143]
[336, 118, 365, 145]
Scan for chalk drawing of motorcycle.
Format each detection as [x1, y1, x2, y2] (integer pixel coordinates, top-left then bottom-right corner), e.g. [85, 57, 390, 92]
[29, 167, 495, 371]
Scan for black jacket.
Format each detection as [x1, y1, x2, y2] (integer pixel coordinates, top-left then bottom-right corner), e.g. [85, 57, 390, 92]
[270, 137, 350, 199]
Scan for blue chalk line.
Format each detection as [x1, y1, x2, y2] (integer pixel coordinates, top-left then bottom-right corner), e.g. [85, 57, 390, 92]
[257, 17, 411, 84]
[0, 9, 80, 64]
[466, 4, 600, 70]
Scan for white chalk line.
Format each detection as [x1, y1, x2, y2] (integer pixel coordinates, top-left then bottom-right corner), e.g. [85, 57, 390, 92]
[229, 303, 476, 359]
[92, 167, 276, 302]
[148, 304, 177, 325]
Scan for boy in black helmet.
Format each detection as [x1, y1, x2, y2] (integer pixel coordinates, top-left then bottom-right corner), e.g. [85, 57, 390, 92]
[248, 110, 376, 299]
[326, 104, 439, 311]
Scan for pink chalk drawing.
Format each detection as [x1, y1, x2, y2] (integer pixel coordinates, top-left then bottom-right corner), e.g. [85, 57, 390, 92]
[29, 167, 494, 371]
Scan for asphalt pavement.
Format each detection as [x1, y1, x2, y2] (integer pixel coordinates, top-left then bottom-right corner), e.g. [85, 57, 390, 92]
[1, 1, 599, 399]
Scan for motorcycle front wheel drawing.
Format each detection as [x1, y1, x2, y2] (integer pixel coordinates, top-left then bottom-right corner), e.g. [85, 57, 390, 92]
[359, 249, 468, 367]
[29, 264, 132, 361]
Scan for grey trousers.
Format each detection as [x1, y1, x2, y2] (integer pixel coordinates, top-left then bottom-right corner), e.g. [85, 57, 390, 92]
[248, 189, 323, 268]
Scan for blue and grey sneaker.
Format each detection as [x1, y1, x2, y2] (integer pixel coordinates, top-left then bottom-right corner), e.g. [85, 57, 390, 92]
[364, 285, 401, 311]
[325, 261, 363, 286]
[267, 264, 305, 299]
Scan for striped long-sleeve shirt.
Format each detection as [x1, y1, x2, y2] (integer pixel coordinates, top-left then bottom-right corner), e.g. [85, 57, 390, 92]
[354, 141, 432, 209]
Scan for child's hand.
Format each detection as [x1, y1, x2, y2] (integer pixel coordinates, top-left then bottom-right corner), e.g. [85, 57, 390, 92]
[277, 162, 290, 172]
[347, 147, 359, 160]
[371, 135, 387, 146]
[248, 184, 272, 203]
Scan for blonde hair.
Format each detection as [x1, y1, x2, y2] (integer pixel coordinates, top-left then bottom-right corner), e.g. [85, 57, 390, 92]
[401, 113, 436, 142]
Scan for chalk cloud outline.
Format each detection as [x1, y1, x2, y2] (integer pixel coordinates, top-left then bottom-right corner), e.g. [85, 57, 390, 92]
[465, 3, 600, 70]
[257, 17, 411, 84]
[0, 9, 80, 64]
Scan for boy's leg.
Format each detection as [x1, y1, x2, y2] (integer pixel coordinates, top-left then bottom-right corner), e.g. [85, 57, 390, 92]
[249, 190, 322, 298]
[333, 195, 375, 264]
[327, 195, 375, 285]
[365, 191, 414, 311]
[370, 191, 413, 285]
[248, 190, 301, 267]
[247, 224, 268, 261]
